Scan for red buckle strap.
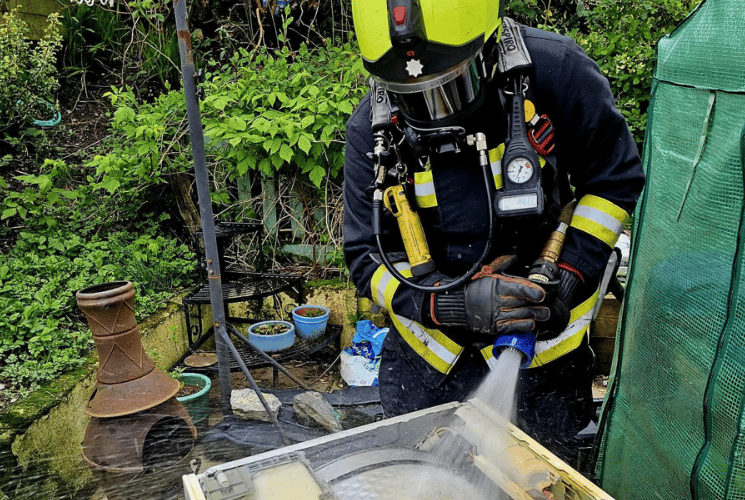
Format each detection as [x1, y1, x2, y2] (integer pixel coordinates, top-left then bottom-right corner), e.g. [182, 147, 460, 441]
[528, 114, 556, 156]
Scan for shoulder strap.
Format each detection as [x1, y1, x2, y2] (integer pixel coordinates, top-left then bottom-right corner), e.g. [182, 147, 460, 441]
[492, 17, 532, 76]
[369, 77, 395, 132]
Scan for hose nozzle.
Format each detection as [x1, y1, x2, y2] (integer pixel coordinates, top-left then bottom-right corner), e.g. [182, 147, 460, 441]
[493, 332, 536, 368]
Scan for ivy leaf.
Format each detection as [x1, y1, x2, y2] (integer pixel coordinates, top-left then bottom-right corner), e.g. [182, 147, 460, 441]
[337, 100, 353, 114]
[258, 158, 273, 176]
[37, 175, 53, 194]
[237, 157, 251, 176]
[275, 92, 290, 105]
[270, 138, 282, 155]
[253, 117, 270, 133]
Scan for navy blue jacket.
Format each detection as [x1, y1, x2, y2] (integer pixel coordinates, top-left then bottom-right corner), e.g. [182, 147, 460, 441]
[343, 25, 645, 332]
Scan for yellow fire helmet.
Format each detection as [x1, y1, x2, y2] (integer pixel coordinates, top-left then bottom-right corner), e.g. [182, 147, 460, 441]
[352, 0, 504, 124]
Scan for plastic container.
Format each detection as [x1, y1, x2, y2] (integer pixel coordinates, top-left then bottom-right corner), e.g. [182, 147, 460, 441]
[292, 305, 329, 339]
[248, 321, 296, 352]
[176, 372, 212, 425]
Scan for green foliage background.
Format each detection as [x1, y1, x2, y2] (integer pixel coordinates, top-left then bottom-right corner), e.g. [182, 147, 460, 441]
[0, 0, 699, 397]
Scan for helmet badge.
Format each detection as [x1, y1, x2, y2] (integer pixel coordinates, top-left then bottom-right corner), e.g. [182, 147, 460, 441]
[406, 59, 424, 77]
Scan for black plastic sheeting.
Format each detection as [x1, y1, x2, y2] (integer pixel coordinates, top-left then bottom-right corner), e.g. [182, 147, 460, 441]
[201, 386, 384, 458]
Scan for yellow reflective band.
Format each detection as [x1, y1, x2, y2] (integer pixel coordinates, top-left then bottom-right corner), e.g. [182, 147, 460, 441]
[490, 144, 546, 191]
[489, 145, 505, 189]
[571, 195, 629, 248]
[414, 170, 437, 208]
[390, 314, 464, 374]
[529, 288, 599, 368]
[373, 263, 464, 374]
[381, 263, 412, 310]
[370, 262, 410, 311]
[481, 345, 501, 371]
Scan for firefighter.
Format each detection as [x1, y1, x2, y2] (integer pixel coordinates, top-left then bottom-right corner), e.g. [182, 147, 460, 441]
[342, 0, 645, 464]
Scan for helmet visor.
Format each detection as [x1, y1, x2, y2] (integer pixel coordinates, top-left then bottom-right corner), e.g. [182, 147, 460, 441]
[378, 56, 483, 122]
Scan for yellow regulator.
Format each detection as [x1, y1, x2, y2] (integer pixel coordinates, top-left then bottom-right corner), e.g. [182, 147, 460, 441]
[383, 185, 436, 277]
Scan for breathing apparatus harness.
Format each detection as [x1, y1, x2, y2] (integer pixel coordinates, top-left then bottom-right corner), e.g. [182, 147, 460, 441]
[370, 18, 558, 295]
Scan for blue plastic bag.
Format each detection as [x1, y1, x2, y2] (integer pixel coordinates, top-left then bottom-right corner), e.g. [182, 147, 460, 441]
[350, 320, 388, 357]
[340, 321, 389, 386]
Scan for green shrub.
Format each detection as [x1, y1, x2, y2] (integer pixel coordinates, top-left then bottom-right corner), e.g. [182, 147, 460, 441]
[505, 0, 697, 147]
[0, 150, 196, 394]
[0, 8, 62, 133]
[200, 41, 367, 187]
[0, 223, 195, 394]
[567, 0, 699, 144]
[88, 39, 366, 212]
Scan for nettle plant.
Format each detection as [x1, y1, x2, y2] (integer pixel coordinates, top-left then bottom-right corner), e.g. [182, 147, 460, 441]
[200, 41, 367, 187]
[89, 39, 368, 205]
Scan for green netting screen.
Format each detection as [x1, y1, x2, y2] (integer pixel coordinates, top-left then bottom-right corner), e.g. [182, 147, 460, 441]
[595, 1, 745, 499]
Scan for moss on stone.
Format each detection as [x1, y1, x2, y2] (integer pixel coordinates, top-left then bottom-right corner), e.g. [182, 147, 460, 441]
[0, 359, 96, 447]
[304, 278, 355, 290]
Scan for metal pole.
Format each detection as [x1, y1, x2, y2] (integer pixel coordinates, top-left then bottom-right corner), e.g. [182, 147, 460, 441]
[173, 0, 233, 415]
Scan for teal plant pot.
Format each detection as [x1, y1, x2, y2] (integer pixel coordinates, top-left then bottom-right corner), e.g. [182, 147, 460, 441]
[176, 373, 211, 425]
[292, 305, 329, 339]
[248, 320, 295, 352]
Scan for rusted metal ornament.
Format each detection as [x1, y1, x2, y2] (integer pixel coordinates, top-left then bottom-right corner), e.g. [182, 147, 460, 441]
[77, 281, 180, 417]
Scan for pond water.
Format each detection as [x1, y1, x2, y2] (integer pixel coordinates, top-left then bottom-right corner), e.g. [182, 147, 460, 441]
[0, 376, 223, 500]
[0, 355, 358, 500]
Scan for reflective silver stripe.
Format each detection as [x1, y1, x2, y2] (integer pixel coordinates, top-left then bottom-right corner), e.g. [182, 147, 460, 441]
[415, 182, 436, 198]
[571, 195, 629, 248]
[534, 305, 594, 353]
[529, 288, 599, 367]
[392, 314, 460, 368]
[574, 204, 624, 239]
[414, 171, 437, 208]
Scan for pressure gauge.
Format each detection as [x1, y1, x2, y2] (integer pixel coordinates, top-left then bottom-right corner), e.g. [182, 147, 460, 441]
[494, 77, 545, 218]
[506, 157, 534, 184]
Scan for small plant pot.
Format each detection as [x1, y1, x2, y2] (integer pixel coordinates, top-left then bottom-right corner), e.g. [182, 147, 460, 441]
[292, 305, 329, 340]
[247, 320, 295, 352]
[176, 373, 211, 425]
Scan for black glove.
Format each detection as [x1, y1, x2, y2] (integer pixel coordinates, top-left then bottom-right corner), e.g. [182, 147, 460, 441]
[430, 255, 549, 335]
[534, 264, 582, 339]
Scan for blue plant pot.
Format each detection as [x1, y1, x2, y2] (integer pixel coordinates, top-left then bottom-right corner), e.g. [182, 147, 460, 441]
[292, 305, 329, 339]
[176, 372, 211, 425]
[248, 320, 295, 352]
